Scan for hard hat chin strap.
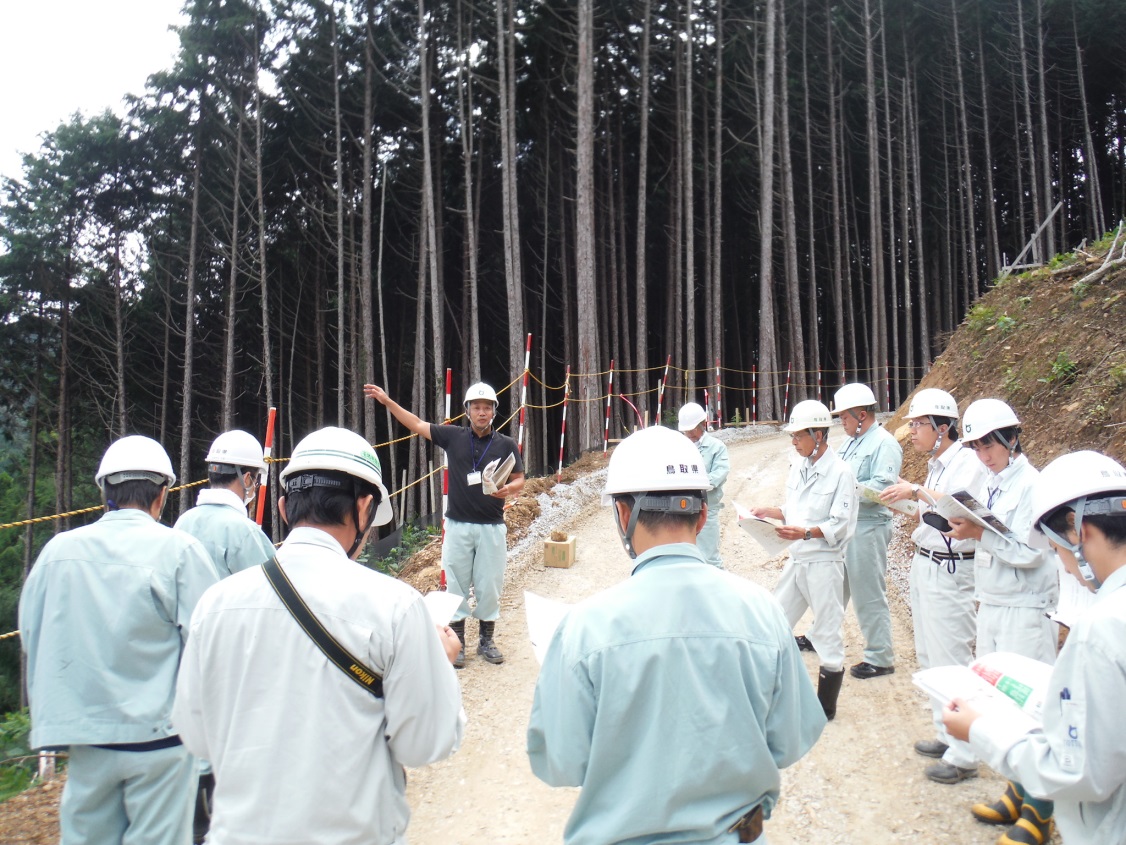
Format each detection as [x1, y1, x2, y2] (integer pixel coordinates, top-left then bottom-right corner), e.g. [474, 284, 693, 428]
[614, 495, 644, 560]
[927, 415, 943, 455]
[1040, 497, 1100, 587]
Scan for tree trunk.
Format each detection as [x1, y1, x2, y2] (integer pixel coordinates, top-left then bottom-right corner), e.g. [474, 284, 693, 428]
[778, 1, 806, 387]
[576, 0, 600, 449]
[333, 3, 348, 427]
[457, 0, 481, 381]
[757, 0, 778, 420]
[179, 142, 203, 513]
[634, 0, 652, 414]
[222, 110, 244, 430]
[497, 0, 525, 417]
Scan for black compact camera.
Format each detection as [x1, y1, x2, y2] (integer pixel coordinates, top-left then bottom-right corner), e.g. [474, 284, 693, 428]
[921, 512, 952, 533]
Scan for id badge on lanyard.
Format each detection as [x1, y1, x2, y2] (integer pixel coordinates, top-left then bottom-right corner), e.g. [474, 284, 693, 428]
[467, 471, 482, 486]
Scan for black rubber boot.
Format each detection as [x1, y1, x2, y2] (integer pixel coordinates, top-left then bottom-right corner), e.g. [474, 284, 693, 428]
[193, 772, 215, 845]
[450, 620, 466, 669]
[972, 781, 1024, 825]
[477, 620, 504, 664]
[817, 667, 845, 721]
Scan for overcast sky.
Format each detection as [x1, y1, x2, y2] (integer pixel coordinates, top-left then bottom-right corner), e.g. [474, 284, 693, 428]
[0, 0, 186, 184]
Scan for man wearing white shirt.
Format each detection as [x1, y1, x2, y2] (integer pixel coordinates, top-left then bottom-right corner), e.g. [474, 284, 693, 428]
[173, 427, 464, 845]
[881, 389, 986, 782]
[751, 400, 858, 720]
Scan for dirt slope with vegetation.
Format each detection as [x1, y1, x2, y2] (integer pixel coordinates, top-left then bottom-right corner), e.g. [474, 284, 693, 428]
[892, 231, 1126, 481]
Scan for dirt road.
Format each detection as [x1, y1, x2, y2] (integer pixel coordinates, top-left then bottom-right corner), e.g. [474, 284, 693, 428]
[405, 430, 1034, 845]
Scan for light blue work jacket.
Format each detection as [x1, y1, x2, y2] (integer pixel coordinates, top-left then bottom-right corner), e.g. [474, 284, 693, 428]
[527, 543, 825, 845]
[174, 488, 276, 578]
[19, 508, 220, 749]
[839, 423, 901, 521]
[696, 432, 730, 512]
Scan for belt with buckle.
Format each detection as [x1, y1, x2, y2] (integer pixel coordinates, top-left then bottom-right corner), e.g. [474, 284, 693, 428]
[917, 548, 975, 563]
[727, 805, 764, 843]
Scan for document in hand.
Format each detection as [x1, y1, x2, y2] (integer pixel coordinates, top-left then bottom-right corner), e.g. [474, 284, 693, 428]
[422, 590, 464, 626]
[912, 651, 1053, 734]
[524, 590, 572, 665]
[733, 502, 794, 558]
[482, 452, 517, 495]
[928, 490, 1011, 538]
[856, 482, 918, 516]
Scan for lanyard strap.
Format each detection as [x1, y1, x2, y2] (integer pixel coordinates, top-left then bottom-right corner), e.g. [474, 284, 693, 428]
[263, 557, 384, 699]
[469, 429, 495, 472]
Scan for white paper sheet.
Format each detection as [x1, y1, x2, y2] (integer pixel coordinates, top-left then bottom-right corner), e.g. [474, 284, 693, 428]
[928, 490, 1011, 538]
[733, 501, 794, 557]
[482, 452, 517, 495]
[857, 482, 918, 516]
[912, 651, 1053, 733]
[524, 590, 572, 665]
[422, 590, 464, 626]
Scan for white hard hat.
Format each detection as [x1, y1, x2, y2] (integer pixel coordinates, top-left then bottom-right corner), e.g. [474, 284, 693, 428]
[464, 382, 498, 407]
[602, 425, 711, 505]
[95, 435, 176, 489]
[1030, 450, 1126, 582]
[1031, 451, 1126, 531]
[280, 427, 393, 526]
[206, 430, 266, 471]
[961, 398, 1020, 442]
[677, 402, 707, 431]
[831, 383, 877, 414]
[906, 388, 959, 420]
[783, 400, 833, 433]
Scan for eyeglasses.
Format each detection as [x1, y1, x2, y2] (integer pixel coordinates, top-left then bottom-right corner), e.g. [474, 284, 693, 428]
[907, 420, 932, 430]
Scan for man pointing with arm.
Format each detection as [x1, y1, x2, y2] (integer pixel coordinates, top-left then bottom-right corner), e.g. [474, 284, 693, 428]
[365, 381, 524, 667]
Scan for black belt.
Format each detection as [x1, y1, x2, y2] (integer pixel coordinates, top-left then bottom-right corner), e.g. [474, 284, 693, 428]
[93, 735, 183, 752]
[918, 548, 974, 562]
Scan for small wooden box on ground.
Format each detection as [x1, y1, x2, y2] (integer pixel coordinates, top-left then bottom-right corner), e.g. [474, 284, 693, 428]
[543, 535, 577, 568]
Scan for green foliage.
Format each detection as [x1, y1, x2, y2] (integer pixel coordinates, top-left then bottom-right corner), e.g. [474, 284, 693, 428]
[1002, 366, 1022, 396]
[0, 709, 37, 803]
[1038, 352, 1079, 386]
[363, 523, 440, 577]
[1048, 251, 1075, 270]
[1071, 279, 1092, 299]
[966, 304, 996, 332]
[729, 408, 742, 426]
[995, 315, 1017, 334]
[1110, 363, 1126, 389]
[1016, 296, 1033, 308]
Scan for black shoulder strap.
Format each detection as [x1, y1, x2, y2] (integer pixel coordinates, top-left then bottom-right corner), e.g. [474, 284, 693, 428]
[262, 556, 384, 699]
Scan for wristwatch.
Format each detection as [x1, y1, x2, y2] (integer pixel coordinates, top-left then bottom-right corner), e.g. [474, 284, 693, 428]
[911, 485, 920, 501]
[804, 528, 812, 541]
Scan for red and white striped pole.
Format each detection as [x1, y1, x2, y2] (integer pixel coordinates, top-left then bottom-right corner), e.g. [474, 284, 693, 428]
[441, 369, 452, 559]
[752, 365, 757, 424]
[715, 358, 723, 429]
[517, 333, 532, 453]
[557, 366, 571, 481]
[655, 354, 672, 424]
[254, 406, 277, 527]
[603, 359, 615, 456]
[703, 388, 710, 426]
[885, 360, 891, 412]
[783, 362, 792, 420]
